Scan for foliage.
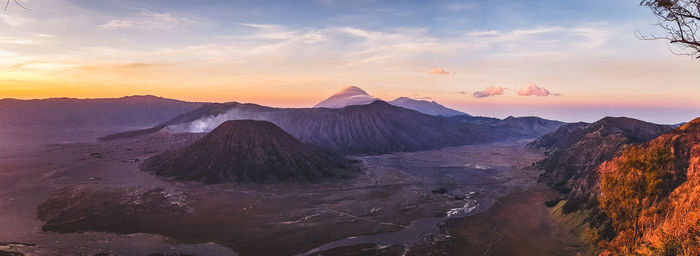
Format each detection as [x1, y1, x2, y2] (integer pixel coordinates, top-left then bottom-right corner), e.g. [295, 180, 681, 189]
[653, 220, 700, 256]
[599, 146, 675, 252]
[657, 233, 683, 256]
[585, 226, 608, 249]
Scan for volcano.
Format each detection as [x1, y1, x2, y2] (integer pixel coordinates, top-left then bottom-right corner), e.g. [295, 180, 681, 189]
[140, 120, 357, 183]
[313, 86, 376, 108]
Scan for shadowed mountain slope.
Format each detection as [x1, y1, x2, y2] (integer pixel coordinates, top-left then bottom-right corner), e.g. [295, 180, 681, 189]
[141, 120, 356, 183]
[0, 95, 202, 128]
[104, 101, 533, 154]
[448, 115, 566, 139]
[528, 122, 590, 149]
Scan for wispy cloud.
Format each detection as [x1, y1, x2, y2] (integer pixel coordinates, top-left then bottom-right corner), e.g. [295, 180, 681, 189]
[76, 62, 170, 71]
[473, 86, 504, 98]
[466, 26, 564, 42]
[0, 13, 31, 27]
[428, 68, 450, 75]
[413, 94, 433, 100]
[239, 23, 281, 30]
[464, 25, 612, 57]
[0, 36, 36, 45]
[466, 30, 500, 37]
[99, 11, 179, 30]
[445, 3, 478, 11]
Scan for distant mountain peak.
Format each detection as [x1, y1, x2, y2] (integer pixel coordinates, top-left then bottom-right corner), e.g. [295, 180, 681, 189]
[313, 86, 467, 116]
[314, 86, 376, 108]
[388, 97, 468, 117]
[392, 96, 430, 102]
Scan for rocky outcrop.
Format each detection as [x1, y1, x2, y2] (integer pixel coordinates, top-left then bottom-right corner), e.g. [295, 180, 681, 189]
[592, 118, 700, 255]
[532, 117, 671, 212]
[534, 117, 670, 191]
[528, 122, 589, 149]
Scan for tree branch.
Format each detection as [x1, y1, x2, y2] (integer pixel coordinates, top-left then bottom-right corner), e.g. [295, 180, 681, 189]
[640, 0, 700, 59]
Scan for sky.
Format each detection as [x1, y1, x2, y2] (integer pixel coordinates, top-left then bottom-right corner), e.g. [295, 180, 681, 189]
[0, 0, 699, 123]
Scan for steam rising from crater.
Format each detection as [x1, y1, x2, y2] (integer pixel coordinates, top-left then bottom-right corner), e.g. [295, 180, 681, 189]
[167, 109, 275, 133]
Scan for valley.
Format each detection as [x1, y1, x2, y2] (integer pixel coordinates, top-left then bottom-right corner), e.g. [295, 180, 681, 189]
[0, 125, 576, 256]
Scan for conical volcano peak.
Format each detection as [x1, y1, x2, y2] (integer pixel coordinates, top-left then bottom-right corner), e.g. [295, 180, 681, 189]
[333, 86, 370, 96]
[140, 120, 357, 183]
[314, 86, 376, 108]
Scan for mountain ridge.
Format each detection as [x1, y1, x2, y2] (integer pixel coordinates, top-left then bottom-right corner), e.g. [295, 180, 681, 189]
[104, 100, 564, 154]
[388, 97, 467, 116]
[0, 95, 203, 128]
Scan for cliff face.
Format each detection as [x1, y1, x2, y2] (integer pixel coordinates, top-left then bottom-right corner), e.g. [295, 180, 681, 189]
[534, 117, 671, 200]
[594, 118, 700, 255]
[528, 122, 589, 149]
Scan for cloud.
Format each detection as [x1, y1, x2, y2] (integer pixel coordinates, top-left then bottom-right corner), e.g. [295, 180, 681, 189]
[239, 23, 280, 29]
[0, 13, 31, 27]
[517, 83, 557, 96]
[428, 68, 450, 75]
[413, 94, 433, 100]
[472, 86, 504, 98]
[99, 11, 178, 30]
[467, 27, 564, 42]
[336, 27, 382, 40]
[463, 25, 612, 58]
[0, 36, 36, 45]
[74, 62, 171, 73]
[446, 3, 478, 11]
[315, 0, 336, 5]
[466, 30, 500, 37]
